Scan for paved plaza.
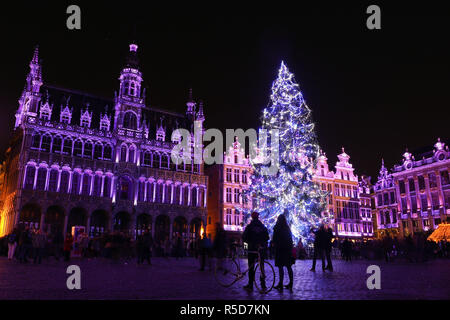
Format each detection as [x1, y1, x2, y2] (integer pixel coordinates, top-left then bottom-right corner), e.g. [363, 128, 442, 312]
[0, 256, 448, 300]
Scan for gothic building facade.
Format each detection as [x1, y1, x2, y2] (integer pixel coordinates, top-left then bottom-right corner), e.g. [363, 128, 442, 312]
[0, 44, 208, 243]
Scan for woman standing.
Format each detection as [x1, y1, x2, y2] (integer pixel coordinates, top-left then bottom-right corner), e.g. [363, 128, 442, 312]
[272, 213, 294, 290]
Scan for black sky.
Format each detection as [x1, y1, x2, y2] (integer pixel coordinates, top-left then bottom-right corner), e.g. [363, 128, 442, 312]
[0, 1, 449, 182]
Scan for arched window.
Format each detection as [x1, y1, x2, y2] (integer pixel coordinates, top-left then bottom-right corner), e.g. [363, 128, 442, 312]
[103, 176, 112, 198]
[48, 169, 59, 192]
[94, 143, 103, 160]
[73, 140, 83, 157]
[128, 146, 136, 163]
[24, 166, 36, 190]
[130, 82, 136, 96]
[41, 135, 51, 152]
[120, 145, 128, 162]
[142, 151, 152, 166]
[84, 141, 93, 158]
[31, 134, 41, 149]
[191, 187, 198, 207]
[123, 112, 137, 130]
[93, 175, 102, 197]
[156, 183, 163, 203]
[103, 145, 112, 160]
[81, 174, 91, 195]
[63, 138, 72, 155]
[138, 181, 145, 202]
[153, 153, 160, 168]
[147, 182, 154, 202]
[119, 176, 133, 200]
[71, 172, 81, 194]
[52, 136, 62, 153]
[59, 170, 70, 193]
[160, 154, 169, 169]
[36, 167, 47, 190]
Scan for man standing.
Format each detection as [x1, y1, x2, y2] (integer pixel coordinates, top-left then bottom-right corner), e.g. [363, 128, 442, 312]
[310, 224, 326, 271]
[324, 225, 334, 271]
[242, 211, 269, 291]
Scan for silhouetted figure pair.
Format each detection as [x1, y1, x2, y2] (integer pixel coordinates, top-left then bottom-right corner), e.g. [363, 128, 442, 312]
[272, 213, 294, 290]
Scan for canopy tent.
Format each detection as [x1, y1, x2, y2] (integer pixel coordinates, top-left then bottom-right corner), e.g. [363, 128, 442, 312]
[427, 223, 450, 242]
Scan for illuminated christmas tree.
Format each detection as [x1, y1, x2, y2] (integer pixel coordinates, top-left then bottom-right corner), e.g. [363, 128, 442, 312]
[247, 62, 327, 244]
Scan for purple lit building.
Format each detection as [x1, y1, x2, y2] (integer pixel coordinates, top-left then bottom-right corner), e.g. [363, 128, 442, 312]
[374, 138, 450, 239]
[0, 44, 208, 243]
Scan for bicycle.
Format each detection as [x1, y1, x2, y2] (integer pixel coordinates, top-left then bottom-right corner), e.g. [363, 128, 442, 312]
[214, 245, 276, 293]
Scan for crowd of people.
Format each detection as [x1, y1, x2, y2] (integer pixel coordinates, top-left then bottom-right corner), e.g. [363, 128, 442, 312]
[0, 217, 448, 285]
[0, 226, 213, 264]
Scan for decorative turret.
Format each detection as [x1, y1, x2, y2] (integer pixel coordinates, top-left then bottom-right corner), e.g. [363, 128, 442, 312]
[118, 42, 143, 100]
[26, 46, 43, 94]
[196, 100, 205, 122]
[186, 88, 196, 117]
[100, 107, 111, 131]
[60, 97, 73, 124]
[80, 104, 93, 128]
[15, 46, 44, 128]
[114, 42, 145, 131]
[156, 117, 165, 141]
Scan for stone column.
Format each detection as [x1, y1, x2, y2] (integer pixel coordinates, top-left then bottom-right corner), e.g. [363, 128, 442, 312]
[414, 176, 421, 211]
[436, 170, 445, 207]
[86, 212, 92, 236]
[144, 181, 148, 202]
[169, 217, 173, 241]
[100, 175, 105, 197]
[33, 165, 38, 190]
[44, 168, 50, 191]
[39, 210, 46, 232]
[63, 214, 69, 238]
[56, 169, 62, 192]
[424, 175, 432, 210]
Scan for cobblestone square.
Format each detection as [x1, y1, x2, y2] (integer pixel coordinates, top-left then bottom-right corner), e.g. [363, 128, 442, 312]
[0, 257, 448, 300]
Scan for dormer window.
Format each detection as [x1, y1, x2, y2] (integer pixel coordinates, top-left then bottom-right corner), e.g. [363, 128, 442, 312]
[80, 108, 92, 128]
[39, 102, 52, 121]
[156, 132, 165, 142]
[61, 114, 70, 124]
[81, 119, 89, 127]
[40, 110, 51, 121]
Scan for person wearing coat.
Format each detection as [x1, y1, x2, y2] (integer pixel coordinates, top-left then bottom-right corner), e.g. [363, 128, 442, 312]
[272, 213, 294, 290]
[63, 234, 74, 261]
[310, 224, 326, 271]
[242, 211, 269, 291]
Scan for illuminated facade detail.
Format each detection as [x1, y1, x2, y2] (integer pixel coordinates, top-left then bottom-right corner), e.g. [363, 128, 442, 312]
[206, 138, 252, 239]
[0, 44, 208, 241]
[313, 148, 371, 240]
[373, 159, 399, 238]
[376, 138, 450, 239]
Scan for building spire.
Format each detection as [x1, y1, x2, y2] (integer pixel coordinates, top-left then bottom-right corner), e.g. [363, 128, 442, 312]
[186, 88, 196, 116]
[196, 100, 205, 121]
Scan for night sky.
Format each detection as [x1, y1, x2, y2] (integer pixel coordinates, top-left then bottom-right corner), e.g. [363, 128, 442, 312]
[0, 2, 449, 181]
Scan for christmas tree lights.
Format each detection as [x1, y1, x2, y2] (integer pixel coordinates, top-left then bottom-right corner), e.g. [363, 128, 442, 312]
[246, 62, 327, 244]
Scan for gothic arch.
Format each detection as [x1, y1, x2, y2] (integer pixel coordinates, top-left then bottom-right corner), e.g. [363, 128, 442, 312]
[45, 205, 66, 235]
[123, 111, 138, 130]
[67, 207, 88, 233]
